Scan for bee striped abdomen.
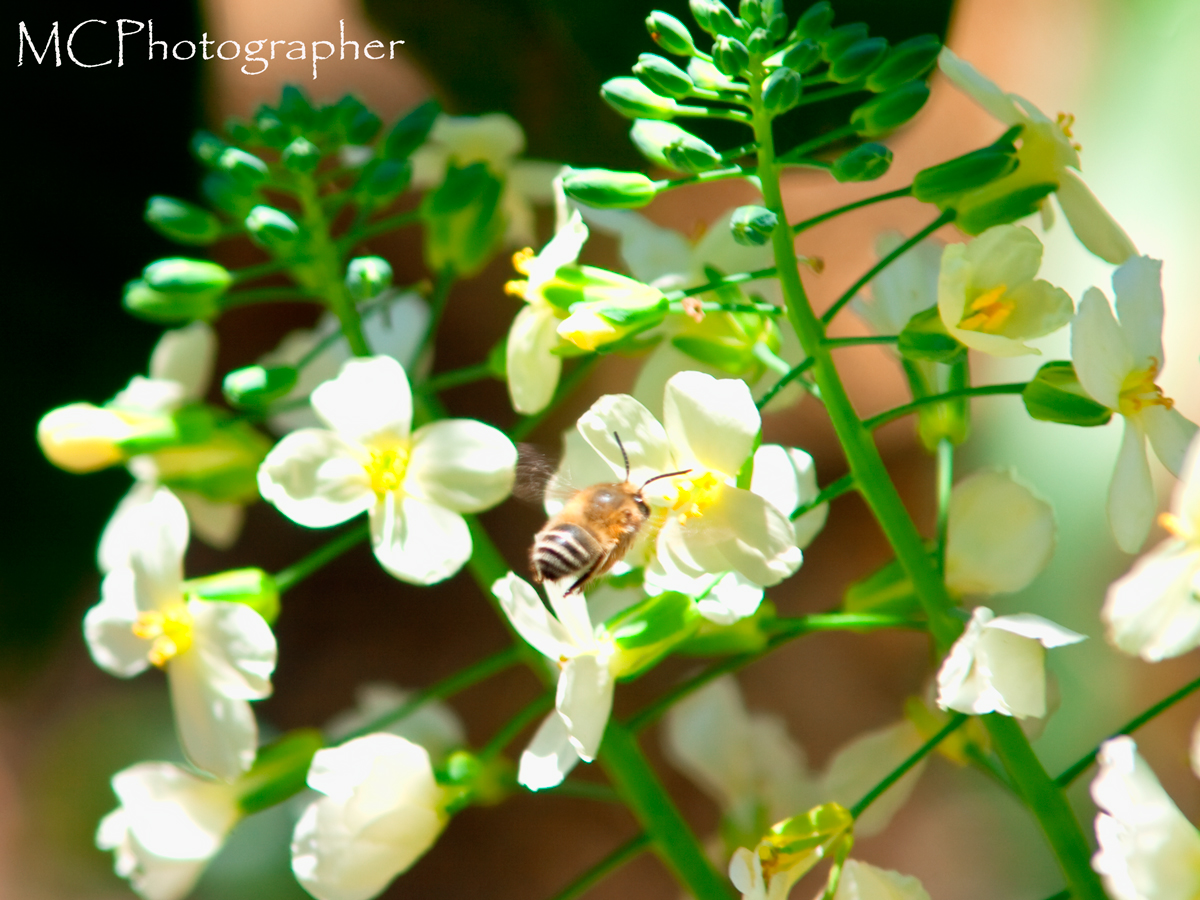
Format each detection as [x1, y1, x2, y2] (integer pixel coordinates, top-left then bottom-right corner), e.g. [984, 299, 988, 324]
[531, 523, 600, 583]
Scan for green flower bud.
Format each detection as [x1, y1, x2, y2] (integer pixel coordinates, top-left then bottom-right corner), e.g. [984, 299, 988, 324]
[791, 1, 833, 40]
[954, 183, 1056, 236]
[245, 205, 302, 253]
[201, 172, 254, 219]
[898, 305, 966, 363]
[645, 11, 696, 56]
[549, 265, 668, 350]
[739, 0, 763, 28]
[561, 168, 659, 209]
[1022, 360, 1113, 427]
[225, 118, 255, 145]
[421, 162, 505, 277]
[606, 592, 702, 679]
[184, 568, 280, 625]
[278, 85, 316, 129]
[746, 27, 771, 54]
[828, 36, 888, 83]
[601, 76, 682, 121]
[122, 280, 220, 324]
[336, 95, 382, 145]
[761, 66, 802, 115]
[222, 364, 298, 409]
[689, 0, 718, 35]
[384, 98, 440, 159]
[851, 81, 930, 136]
[153, 419, 272, 503]
[144, 196, 223, 246]
[281, 136, 321, 174]
[843, 557, 920, 616]
[730, 205, 778, 245]
[713, 36, 750, 77]
[865, 34, 940, 92]
[662, 137, 723, 173]
[634, 53, 694, 100]
[144, 257, 233, 296]
[190, 130, 227, 166]
[630, 120, 721, 172]
[253, 108, 291, 149]
[763, 0, 788, 41]
[345, 256, 393, 301]
[217, 147, 270, 191]
[235, 730, 323, 815]
[355, 158, 413, 208]
[770, 38, 821, 73]
[913, 144, 1020, 204]
[820, 22, 868, 61]
[706, 3, 746, 40]
[830, 142, 892, 182]
[115, 404, 217, 457]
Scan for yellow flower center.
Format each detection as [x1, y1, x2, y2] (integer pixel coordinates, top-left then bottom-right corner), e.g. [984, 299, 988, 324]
[1056, 112, 1082, 152]
[668, 470, 725, 524]
[958, 284, 1014, 333]
[1157, 512, 1195, 543]
[1117, 362, 1174, 417]
[365, 444, 410, 498]
[132, 604, 194, 667]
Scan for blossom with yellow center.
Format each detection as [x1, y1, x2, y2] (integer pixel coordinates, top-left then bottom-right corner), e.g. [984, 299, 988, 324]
[1071, 256, 1199, 552]
[83, 488, 277, 781]
[258, 356, 516, 585]
[937, 224, 1073, 357]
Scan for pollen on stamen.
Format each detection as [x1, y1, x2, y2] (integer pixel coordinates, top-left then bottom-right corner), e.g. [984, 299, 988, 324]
[958, 284, 1013, 333]
[1056, 112, 1082, 152]
[1157, 512, 1189, 540]
[511, 247, 536, 275]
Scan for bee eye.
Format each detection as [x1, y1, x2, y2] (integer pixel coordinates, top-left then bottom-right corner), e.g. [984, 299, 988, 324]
[636, 499, 649, 517]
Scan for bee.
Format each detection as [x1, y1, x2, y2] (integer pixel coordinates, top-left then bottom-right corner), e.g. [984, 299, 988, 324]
[529, 432, 690, 595]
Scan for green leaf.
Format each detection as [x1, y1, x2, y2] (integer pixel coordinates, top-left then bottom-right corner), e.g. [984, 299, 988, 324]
[898, 306, 966, 363]
[1022, 360, 1113, 426]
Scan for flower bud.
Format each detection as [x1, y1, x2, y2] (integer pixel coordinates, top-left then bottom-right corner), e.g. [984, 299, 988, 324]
[662, 138, 723, 173]
[634, 53, 695, 100]
[190, 130, 228, 165]
[385, 99, 440, 160]
[730, 205, 778, 245]
[123, 280, 219, 324]
[152, 419, 271, 503]
[561, 168, 659, 209]
[201, 172, 254, 220]
[355, 158, 414, 208]
[601, 76, 682, 121]
[913, 144, 1019, 203]
[184, 567, 280, 625]
[629, 120, 714, 171]
[126, 257, 232, 323]
[865, 34, 940, 92]
[116, 404, 217, 457]
[245, 205, 302, 253]
[345, 256, 393, 301]
[144, 196, 223, 246]
[706, 3, 746, 40]
[828, 36, 888, 83]
[689, 0, 718, 35]
[217, 147, 270, 191]
[144, 257, 233, 296]
[762, 67, 802, 115]
[765, 4, 788, 41]
[769, 38, 820, 73]
[791, 1, 833, 40]
[713, 36, 750, 77]
[551, 265, 668, 351]
[851, 81, 930, 136]
[645, 11, 696, 56]
[606, 592, 702, 679]
[955, 183, 1056, 236]
[1022, 361, 1114, 427]
[281, 136, 321, 174]
[746, 27, 771, 54]
[830, 142, 892, 182]
[421, 163, 505, 277]
[739, 0, 763, 28]
[898, 306, 966, 363]
[235, 729, 323, 814]
[222, 364, 298, 409]
[37, 403, 144, 473]
[278, 85, 316, 129]
[337, 96, 382, 145]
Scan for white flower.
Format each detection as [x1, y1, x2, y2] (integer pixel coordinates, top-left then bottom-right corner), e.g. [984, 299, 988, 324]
[938, 47, 1138, 265]
[97, 761, 240, 900]
[1090, 736, 1200, 900]
[1071, 256, 1199, 552]
[257, 356, 516, 585]
[1103, 431, 1200, 661]
[492, 572, 618, 790]
[937, 225, 1073, 357]
[944, 469, 1056, 596]
[411, 113, 560, 246]
[577, 371, 803, 590]
[936, 607, 1084, 719]
[259, 291, 430, 435]
[83, 489, 276, 780]
[324, 682, 466, 764]
[852, 231, 944, 336]
[291, 733, 449, 900]
[826, 860, 932, 900]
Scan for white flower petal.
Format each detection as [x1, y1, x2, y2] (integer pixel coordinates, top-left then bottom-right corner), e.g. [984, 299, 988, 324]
[187, 600, 276, 699]
[167, 649, 259, 780]
[577, 393, 674, 482]
[687, 488, 803, 586]
[369, 494, 471, 585]
[518, 711, 580, 790]
[491, 572, 574, 660]
[257, 430, 374, 529]
[695, 572, 765, 625]
[580, 207, 695, 286]
[556, 654, 614, 762]
[111, 762, 238, 861]
[857, 232, 943, 336]
[663, 371, 759, 475]
[1142, 405, 1199, 478]
[985, 613, 1086, 648]
[527, 209, 588, 286]
[831, 860, 932, 900]
[545, 427, 621, 518]
[112, 376, 189, 414]
[506, 304, 564, 415]
[544, 578, 597, 650]
[1112, 256, 1164, 365]
[750, 444, 827, 549]
[84, 570, 153, 677]
[937, 48, 1025, 126]
[150, 322, 216, 401]
[128, 489, 190, 610]
[729, 847, 766, 900]
[1103, 542, 1200, 661]
[821, 722, 927, 838]
[312, 356, 413, 444]
[1056, 169, 1138, 266]
[176, 490, 244, 550]
[1109, 419, 1156, 553]
[1072, 287, 1133, 410]
[965, 225, 1043, 292]
[99, 481, 161, 572]
[407, 419, 516, 512]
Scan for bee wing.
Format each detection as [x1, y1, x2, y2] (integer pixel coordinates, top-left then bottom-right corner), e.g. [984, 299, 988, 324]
[513, 443, 558, 505]
[544, 430, 624, 516]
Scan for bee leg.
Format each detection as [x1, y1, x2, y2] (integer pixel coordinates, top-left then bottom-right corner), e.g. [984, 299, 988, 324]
[566, 554, 608, 595]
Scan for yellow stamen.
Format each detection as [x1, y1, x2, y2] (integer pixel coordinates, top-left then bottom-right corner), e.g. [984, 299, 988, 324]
[1056, 112, 1082, 152]
[132, 605, 194, 667]
[504, 279, 529, 298]
[1157, 512, 1189, 540]
[958, 284, 1014, 333]
[365, 444, 410, 498]
[511, 247, 535, 276]
[670, 470, 724, 524]
[1117, 362, 1174, 417]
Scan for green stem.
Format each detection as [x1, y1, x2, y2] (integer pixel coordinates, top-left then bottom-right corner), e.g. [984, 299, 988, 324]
[790, 472, 856, 521]
[791, 186, 913, 235]
[778, 124, 857, 164]
[823, 334, 898, 347]
[863, 383, 1028, 431]
[222, 287, 323, 307]
[231, 259, 290, 283]
[1054, 674, 1200, 787]
[985, 715, 1108, 900]
[656, 166, 754, 193]
[340, 209, 421, 249]
[548, 780, 623, 804]
[337, 647, 522, 744]
[664, 265, 779, 301]
[480, 692, 554, 760]
[544, 834, 651, 900]
[599, 722, 733, 900]
[935, 439, 953, 575]
[274, 522, 369, 593]
[756, 357, 816, 411]
[669, 300, 783, 315]
[424, 362, 493, 392]
[793, 83, 869, 107]
[821, 210, 956, 326]
[850, 713, 967, 818]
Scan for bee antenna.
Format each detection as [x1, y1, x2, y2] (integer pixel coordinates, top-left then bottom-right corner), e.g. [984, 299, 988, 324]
[613, 431, 631, 481]
[640, 468, 692, 491]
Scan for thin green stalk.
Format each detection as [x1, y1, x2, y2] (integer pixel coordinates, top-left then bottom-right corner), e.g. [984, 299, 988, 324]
[599, 722, 734, 900]
[480, 692, 553, 760]
[664, 265, 778, 301]
[545, 834, 651, 900]
[985, 715, 1108, 900]
[756, 357, 816, 410]
[670, 300, 783, 315]
[791, 472, 855, 521]
[778, 124, 857, 164]
[274, 522, 370, 593]
[657, 166, 754, 193]
[793, 83, 869, 107]
[821, 210, 956, 325]
[231, 258, 290, 283]
[1055, 674, 1200, 787]
[791, 186, 913, 234]
[425, 361, 493, 392]
[935, 439, 953, 575]
[864, 383, 1028, 431]
[337, 646, 522, 744]
[850, 713, 967, 818]
[223, 287, 323, 307]
[548, 780, 622, 804]
[339, 209, 421, 249]
[824, 335, 899, 347]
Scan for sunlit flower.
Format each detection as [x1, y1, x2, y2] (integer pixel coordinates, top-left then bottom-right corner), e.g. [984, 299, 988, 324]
[411, 112, 560, 246]
[936, 606, 1084, 719]
[825, 860, 932, 900]
[1090, 736, 1200, 900]
[83, 489, 276, 780]
[729, 802, 853, 900]
[938, 47, 1138, 265]
[944, 469, 1056, 596]
[852, 232, 944, 336]
[257, 356, 516, 585]
[324, 682, 466, 765]
[937, 225, 1073, 357]
[291, 733, 450, 900]
[1071, 256, 1199, 552]
[1102, 431, 1200, 661]
[96, 761, 240, 900]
